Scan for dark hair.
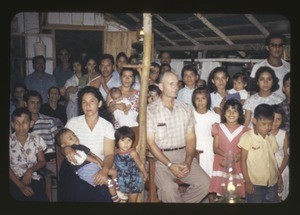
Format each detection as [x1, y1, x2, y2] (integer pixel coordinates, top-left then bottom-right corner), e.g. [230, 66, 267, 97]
[283, 72, 290, 85]
[24, 90, 43, 104]
[181, 64, 198, 80]
[55, 127, 72, 147]
[77, 86, 114, 123]
[254, 66, 279, 92]
[161, 63, 171, 71]
[192, 86, 211, 110]
[158, 51, 171, 59]
[71, 58, 86, 75]
[271, 104, 286, 129]
[151, 62, 160, 69]
[32, 55, 46, 64]
[99, 53, 115, 65]
[221, 99, 244, 125]
[110, 87, 122, 98]
[12, 83, 28, 103]
[232, 72, 248, 84]
[148, 84, 162, 96]
[47, 86, 61, 96]
[114, 126, 135, 148]
[116, 52, 128, 62]
[254, 103, 274, 121]
[11, 107, 32, 122]
[207, 66, 231, 93]
[265, 33, 287, 46]
[129, 54, 139, 64]
[120, 67, 136, 78]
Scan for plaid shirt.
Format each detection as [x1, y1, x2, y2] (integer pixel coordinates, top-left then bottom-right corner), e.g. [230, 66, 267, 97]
[279, 99, 290, 133]
[147, 98, 195, 149]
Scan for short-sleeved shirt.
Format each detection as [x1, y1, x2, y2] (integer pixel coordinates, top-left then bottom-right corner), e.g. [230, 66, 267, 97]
[250, 59, 289, 99]
[243, 93, 284, 127]
[210, 91, 224, 112]
[31, 113, 58, 154]
[227, 88, 249, 100]
[177, 86, 196, 107]
[10, 132, 47, 180]
[24, 72, 58, 104]
[147, 98, 195, 149]
[65, 115, 115, 160]
[53, 65, 74, 88]
[238, 130, 279, 186]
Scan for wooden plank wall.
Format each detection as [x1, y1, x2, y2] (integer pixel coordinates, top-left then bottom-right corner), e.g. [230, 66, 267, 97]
[103, 31, 138, 60]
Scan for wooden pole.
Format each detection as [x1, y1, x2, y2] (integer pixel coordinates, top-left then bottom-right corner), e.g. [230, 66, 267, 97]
[136, 13, 151, 202]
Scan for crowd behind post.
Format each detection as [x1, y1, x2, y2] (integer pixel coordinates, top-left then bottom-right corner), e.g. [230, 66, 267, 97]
[9, 33, 290, 203]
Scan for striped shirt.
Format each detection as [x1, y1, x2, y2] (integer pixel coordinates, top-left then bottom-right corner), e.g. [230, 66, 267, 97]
[31, 113, 58, 153]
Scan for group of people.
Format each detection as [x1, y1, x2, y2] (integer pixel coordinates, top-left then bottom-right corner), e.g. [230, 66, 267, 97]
[9, 33, 290, 203]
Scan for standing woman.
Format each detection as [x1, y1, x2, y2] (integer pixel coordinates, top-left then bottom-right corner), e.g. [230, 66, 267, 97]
[57, 86, 115, 202]
[106, 68, 140, 147]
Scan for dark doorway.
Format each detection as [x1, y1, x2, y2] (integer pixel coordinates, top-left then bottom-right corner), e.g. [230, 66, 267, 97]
[55, 30, 102, 65]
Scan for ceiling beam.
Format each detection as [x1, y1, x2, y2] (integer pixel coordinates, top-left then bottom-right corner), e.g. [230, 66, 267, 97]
[194, 13, 246, 57]
[153, 14, 200, 46]
[126, 13, 179, 47]
[156, 43, 264, 52]
[155, 34, 266, 44]
[244, 14, 270, 37]
[103, 13, 134, 30]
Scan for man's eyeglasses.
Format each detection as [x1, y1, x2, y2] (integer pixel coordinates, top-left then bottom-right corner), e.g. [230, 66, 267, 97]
[269, 43, 285, 48]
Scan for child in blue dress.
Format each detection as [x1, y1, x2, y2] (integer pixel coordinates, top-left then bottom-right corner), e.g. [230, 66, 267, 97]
[114, 126, 148, 202]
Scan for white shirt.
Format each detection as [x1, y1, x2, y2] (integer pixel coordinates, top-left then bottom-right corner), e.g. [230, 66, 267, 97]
[250, 59, 289, 99]
[177, 86, 196, 107]
[113, 97, 138, 128]
[65, 115, 115, 160]
[227, 88, 249, 100]
[64, 74, 79, 120]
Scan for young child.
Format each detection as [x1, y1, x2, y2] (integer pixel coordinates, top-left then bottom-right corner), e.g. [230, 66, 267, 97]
[55, 127, 125, 203]
[227, 72, 249, 106]
[243, 66, 284, 127]
[147, 84, 161, 104]
[192, 87, 220, 202]
[149, 62, 161, 85]
[207, 67, 231, 116]
[209, 99, 249, 201]
[177, 65, 199, 106]
[279, 72, 290, 133]
[238, 103, 283, 203]
[9, 107, 49, 201]
[178, 80, 185, 90]
[271, 104, 289, 202]
[109, 87, 139, 129]
[114, 126, 148, 202]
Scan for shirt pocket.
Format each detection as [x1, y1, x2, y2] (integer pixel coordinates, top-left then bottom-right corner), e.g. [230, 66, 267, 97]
[156, 123, 167, 142]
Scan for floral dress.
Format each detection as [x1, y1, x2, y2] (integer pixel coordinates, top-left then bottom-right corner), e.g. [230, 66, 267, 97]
[114, 148, 143, 193]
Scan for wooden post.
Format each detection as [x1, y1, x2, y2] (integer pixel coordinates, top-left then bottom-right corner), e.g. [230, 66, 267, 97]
[136, 13, 151, 202]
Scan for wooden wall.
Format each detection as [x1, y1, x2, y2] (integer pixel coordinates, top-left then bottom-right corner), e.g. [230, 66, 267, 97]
[103, 31, 138, 60]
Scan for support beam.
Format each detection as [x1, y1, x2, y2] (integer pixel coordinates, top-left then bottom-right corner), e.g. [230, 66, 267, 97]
[244, 14, 270, 37]
[126, 13, 179, 47]
[194, 13, 246, 57]
[136, 13, 152, 202]
[153, 14, 200, 45]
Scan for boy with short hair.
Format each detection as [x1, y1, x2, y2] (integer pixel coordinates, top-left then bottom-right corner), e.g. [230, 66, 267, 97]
[177, 64, 199, 106]
[9, 107, 49, 201]
[238, 103, 283, 203]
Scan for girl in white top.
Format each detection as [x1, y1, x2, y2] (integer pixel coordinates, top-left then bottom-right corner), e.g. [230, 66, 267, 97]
[192, 86, 220, 178]
[270, 104, 289, 201]
[207, 67, 230, 116]
[244, 66, 284, 127]
[64, 59, 85, 120]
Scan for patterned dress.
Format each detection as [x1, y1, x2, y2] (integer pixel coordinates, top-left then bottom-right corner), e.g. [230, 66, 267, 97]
[209, 123, 249, 198]
[114, 148, 143, 193]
